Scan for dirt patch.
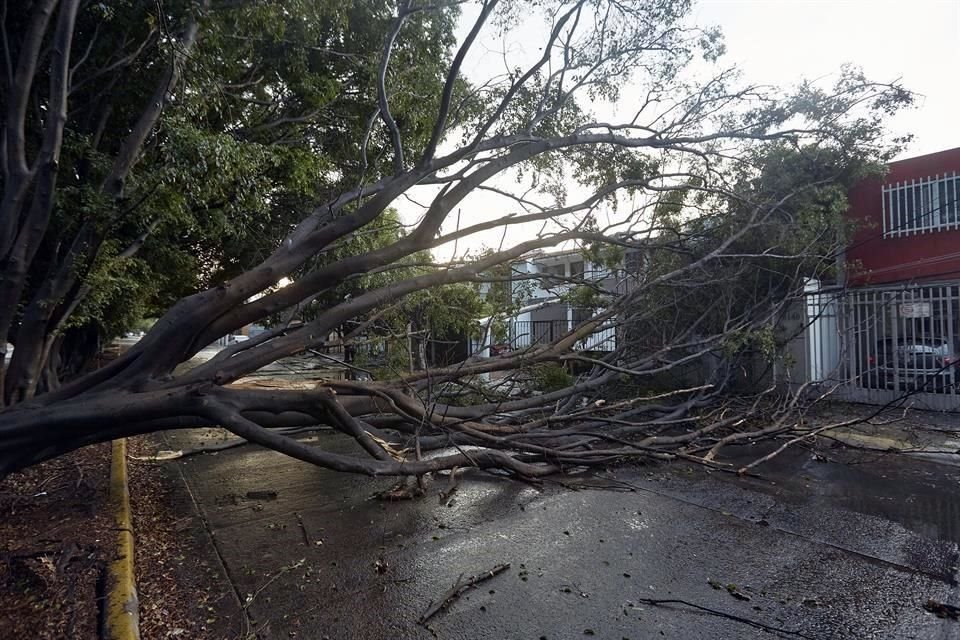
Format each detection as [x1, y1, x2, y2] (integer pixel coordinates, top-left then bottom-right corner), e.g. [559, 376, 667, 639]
[1, 437, 239, 639]
[0, 444, 112, 639]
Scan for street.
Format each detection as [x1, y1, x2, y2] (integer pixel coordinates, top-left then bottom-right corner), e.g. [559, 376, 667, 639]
[157, 427, 960, 639]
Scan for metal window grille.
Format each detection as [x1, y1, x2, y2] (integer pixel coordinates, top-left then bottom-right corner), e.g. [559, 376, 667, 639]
[882, 173, 960, 237]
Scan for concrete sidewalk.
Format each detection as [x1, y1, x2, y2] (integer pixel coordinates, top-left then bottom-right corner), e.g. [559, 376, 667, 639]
[160, 428, 960, 639]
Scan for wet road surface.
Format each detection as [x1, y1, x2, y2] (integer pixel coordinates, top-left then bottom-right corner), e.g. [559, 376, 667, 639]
[160, 429, 960, 639]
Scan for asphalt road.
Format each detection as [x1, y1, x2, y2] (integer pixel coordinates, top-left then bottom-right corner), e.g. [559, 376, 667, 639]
[159, 428, 960, 639]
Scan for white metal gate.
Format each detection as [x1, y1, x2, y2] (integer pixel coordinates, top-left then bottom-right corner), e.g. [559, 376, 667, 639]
[827, 283, 960, 411]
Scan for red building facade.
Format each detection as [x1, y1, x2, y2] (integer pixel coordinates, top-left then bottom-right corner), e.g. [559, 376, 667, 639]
[817, 147, 960, 410]
[845, 147, 960, 286]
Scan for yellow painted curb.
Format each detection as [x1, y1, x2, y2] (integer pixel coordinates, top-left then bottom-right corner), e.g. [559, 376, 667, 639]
[105, 439, 140, 640]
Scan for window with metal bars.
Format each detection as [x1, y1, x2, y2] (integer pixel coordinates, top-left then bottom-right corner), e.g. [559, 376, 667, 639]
[882, 173, 960, 237]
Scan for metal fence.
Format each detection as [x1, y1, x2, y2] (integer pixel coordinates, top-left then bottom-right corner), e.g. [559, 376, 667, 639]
[510, 320, 616, 351]
[806, 283, 960, 411]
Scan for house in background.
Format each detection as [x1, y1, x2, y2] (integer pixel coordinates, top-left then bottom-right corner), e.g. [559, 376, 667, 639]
[799, 146, 960, 410]
[847, 146, 960, 286]
[507, 249, 618, 352]
[471, 248, 632, 357]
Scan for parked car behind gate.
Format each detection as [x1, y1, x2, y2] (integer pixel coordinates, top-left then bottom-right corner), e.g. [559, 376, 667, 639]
[869, 337, 960, 392]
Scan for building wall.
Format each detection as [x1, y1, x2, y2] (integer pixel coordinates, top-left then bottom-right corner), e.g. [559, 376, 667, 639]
[846, 147, 960, 285]
[528, 304, 568, 323]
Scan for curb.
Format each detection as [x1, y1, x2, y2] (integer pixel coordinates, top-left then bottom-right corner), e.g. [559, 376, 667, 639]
[829, 429, 960, 467]
[831, 428, 960, 452]
[105, 439, 140, 640]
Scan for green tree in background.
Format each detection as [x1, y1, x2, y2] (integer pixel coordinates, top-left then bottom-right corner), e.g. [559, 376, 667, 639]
[0, 0, 462, 394]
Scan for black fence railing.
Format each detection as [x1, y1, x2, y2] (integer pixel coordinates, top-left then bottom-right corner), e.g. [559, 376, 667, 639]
[509, 320, 616, 351]
[512, 320, 570, 347]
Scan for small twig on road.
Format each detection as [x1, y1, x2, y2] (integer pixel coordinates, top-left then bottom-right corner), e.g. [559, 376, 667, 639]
[244, 558, 306, 610]
[635, 598, 813, 638]
[438, 467, 461, 502]
[419, 563, 511, 624]
[925, 598, 960, 620]
[295, 512, 311, 545]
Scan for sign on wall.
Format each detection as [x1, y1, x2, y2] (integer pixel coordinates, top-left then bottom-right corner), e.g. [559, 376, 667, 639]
[897, 302, 932, 318]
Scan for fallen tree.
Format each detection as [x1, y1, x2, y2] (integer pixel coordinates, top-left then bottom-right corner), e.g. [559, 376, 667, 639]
[0, 0, 912, 477]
